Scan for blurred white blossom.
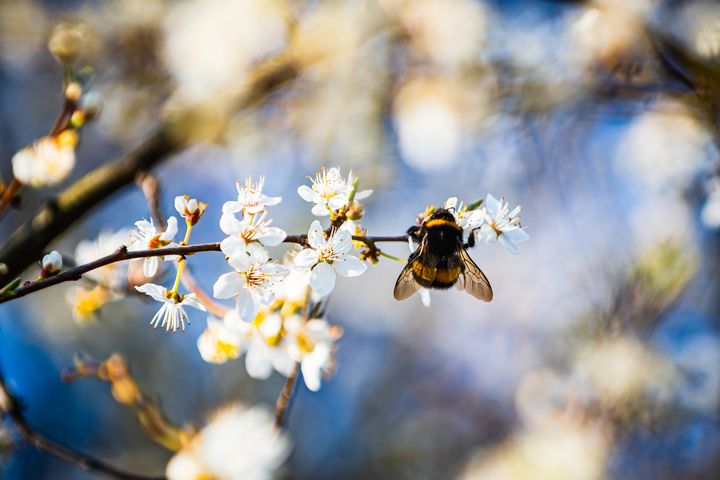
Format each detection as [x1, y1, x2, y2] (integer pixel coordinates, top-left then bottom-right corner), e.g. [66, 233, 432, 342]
[74, 229, 131, 290]
[284, 315, 341, 391]
[11, 132, 77, 187]
[166, 403, 290, 480]
[163, 0, 288, 103]
[394, 78, 464, 171]
[197, 314, 243, 365]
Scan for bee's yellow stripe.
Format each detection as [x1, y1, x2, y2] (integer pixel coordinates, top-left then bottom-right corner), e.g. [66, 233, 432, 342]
[434, 267, 460, 284]
[425, 219, 462, 231]
[412, 262, 460, 284]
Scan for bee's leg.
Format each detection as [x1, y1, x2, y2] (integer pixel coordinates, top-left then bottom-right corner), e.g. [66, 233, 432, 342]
[407, 225, 421, 243]
[463, 230, 476, 249]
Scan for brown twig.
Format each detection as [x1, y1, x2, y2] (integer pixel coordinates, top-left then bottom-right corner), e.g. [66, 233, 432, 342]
[0, 235, 409, 304]
[0, 373, 165, 480]
[274, 362, 301, 428]
[62, 354, 187, 452]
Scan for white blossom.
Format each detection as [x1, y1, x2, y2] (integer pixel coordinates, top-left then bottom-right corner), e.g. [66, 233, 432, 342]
[475, 194, 529, 254]
[165, 403, 290, 480]
[297, 167, 371, 216]
[219, 211, 287, 257]
[223, 175, 281, 216]
[75, 229, 131, 290]
[128, 217, 179, 277]
[213, 243, 289, 321]
[174, 195, 207, 225]
[294, 221, 367, 296]
[284, 315, 341, 392]
[135, 283, 205, 333]
[197, 313, 243, 364]
[41, 251, 62, 276]
[230, 311, 295, 380]
[12, 132, 77, 187]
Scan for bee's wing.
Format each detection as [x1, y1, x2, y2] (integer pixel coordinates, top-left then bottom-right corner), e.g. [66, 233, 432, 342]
[393, 260, 420, 300]
[459, 248, 493, 302]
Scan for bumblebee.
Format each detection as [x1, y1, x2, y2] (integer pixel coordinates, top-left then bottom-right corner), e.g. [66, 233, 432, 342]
[393, 208, 493, 302]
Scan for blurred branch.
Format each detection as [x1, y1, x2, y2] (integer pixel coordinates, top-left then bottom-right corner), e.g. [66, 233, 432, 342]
[0, 49, 300, 288]
[274, 362, 300, 428]
[62, 354, 188, 453]
[0, 372, 164, 480]
[0, 235, 409, 304]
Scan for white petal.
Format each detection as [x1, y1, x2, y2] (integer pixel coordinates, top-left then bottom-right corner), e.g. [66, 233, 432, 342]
[301, 360, 322, 392]
[213, 272, 243, 299]
[311, 203, 330, 216]
[166, 451, 206, 480]
[260, 194, 282, 206]
[222, 200, 243, 214]
[220, 236, 247, 258]
[420, 289, 431, 307]
[332, 255, 367, 277]
[161, 217, 178, 241]
[485, 194, 501, 217]
[307, 221, 325, 248]
[258, 227, 286, 246]
[181, 294, 206, 311]
[499, 235, 520, 255]
[174, 196, 187, 215]
[503, 227, 530, 243]
[245, 343, 273, 379]
[135, 283, 168, 302]
[219, 212, 241, 235]
[143, 256, 159, 277]
[236, 289, 258, 321]
[227, 252, 251, 273]
[310, 262, 336, 296]
[354, 189, 372, 200]
[330, 229, 352, 254]
[246, 242, 269, 263]
[272, 349, 297, 378]
[328, 195, 348, 211]
[294, 249, 319, 268]
[297, 185, 317, 202]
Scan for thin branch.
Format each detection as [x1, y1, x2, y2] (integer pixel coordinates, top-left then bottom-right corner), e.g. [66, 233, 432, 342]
[274, 362, 300, 428]
[0, 235, 409, 304]
[0, 374, 164, 480]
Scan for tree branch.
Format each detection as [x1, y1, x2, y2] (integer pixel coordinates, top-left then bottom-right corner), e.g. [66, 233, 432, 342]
[0, 235, 409, 304]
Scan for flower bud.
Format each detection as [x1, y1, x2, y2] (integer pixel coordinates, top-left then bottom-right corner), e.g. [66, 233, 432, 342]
[64, 82, 82, 102]
[40, 251, 62, 277]
[175, 195, 207, 226]
[346, 201, 364, 220]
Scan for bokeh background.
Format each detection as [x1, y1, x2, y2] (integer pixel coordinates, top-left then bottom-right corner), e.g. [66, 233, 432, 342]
[1, 0, 720, 478]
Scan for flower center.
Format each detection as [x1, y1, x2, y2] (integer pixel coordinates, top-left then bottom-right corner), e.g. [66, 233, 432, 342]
[317, 245, 335, 262]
